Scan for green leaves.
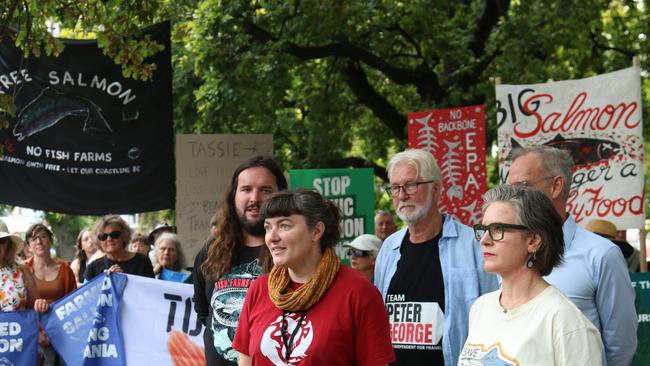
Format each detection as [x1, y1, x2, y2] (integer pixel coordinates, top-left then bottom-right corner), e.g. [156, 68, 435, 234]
[2, 0, 168, 82]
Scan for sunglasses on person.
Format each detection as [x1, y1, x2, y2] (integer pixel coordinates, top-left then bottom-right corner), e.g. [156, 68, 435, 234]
[98, 231, 122, 241]
[346, 249, 371, 257]
[0, 237, 8, 245]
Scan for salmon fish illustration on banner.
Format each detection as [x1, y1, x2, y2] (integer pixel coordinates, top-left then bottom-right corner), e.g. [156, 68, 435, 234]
[496, 66, 645, 228]
[13, 87, 113, 141]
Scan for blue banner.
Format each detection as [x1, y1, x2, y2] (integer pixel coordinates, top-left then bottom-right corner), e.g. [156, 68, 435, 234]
[41, 273, 127, 366]
[159, 268, 190, 283]
[0, 310, 38, 365]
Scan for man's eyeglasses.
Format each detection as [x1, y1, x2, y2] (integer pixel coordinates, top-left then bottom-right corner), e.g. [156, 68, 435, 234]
[346, 249, 371, 257]
[98, 231, 122, 241]
[510, 176, 556, 187]
[473, 223, 531, 241]
[385, 181, 434, 197]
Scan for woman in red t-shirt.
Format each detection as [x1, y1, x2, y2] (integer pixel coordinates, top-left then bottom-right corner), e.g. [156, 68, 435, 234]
[233, 189, 395, 366]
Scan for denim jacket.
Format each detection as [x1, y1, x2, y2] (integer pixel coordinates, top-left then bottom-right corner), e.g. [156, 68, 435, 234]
[374, 213, 499, 366]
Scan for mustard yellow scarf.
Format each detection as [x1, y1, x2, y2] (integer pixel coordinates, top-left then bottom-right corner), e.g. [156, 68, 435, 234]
[268, 247, 341, 312]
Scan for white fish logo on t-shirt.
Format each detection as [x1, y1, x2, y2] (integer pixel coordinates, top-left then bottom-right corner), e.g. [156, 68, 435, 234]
[260, 313, 313, 366]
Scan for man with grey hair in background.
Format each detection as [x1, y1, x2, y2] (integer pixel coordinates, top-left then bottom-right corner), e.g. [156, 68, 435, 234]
[507, 145, 636, 366]
[375, 210, 398, 241]
[375, 149, 498, 366]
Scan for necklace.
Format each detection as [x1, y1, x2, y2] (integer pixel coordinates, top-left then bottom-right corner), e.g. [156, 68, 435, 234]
[499, 293, 527, 314]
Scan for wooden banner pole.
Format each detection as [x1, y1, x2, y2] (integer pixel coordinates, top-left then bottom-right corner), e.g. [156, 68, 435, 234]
[640, 229, 647, 272]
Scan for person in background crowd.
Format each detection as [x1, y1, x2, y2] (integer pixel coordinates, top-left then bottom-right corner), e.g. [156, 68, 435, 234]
[586, 219, 640, 272]
[343, 234, 382, 281]
[85, 215, 154, 280]
[25, 224, 77, 366]
[153, 232, 186, 277]
[375, 149, 498, 366]
[70, 229, 101, 286]
[507, 145, 636, 366]
[459, 185, 603, 365]
[374, 210, 398, 241]
[15, 227, 33, 261]
[129, 232, 151, 256]
[148, 222, 175, 247]
[193, 156, 288, 366]
[0, 230, 51, 365]
[0, 230, 39, 311]
[233, 189, 395, 365]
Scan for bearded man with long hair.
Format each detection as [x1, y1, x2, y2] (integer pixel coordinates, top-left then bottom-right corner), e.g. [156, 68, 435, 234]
[193, 156, 287, 366]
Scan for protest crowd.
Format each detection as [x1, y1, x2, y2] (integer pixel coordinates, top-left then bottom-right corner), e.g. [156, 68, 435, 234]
[0, 143, 644, 366]
[6, 23, 650, 366]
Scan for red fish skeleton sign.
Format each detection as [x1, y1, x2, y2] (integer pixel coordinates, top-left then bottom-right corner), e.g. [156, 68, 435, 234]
[496, 66, 645, 229]
[407, 105, 488, 226]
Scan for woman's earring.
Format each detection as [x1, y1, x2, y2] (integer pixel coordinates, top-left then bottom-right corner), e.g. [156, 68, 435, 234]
[527, 250, 537, 269]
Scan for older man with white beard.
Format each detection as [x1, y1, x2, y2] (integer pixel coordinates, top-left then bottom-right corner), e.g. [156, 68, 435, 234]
[374, 149, 498, 366]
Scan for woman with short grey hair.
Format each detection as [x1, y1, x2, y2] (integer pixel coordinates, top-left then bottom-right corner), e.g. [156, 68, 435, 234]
[458, 185, 603, 365]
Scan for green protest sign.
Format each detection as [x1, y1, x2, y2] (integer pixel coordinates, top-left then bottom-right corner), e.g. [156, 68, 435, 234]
[631, 272, 650, 365]
[289, 168, 375, 263]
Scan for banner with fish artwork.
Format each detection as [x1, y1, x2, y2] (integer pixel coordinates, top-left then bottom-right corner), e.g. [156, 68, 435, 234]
[0, 22, 173, 214]
[40, 273, 205, 365]
[407, 105, 488, 226]
[121, 274, 205, 365]
[496, 66, 645, 229]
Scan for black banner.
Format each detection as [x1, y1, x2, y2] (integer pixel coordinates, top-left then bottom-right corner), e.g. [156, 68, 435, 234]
[0, 22, 174, 214]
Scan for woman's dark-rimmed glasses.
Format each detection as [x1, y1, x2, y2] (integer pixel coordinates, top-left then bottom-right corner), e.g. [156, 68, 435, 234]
[473, 223, 530, 241]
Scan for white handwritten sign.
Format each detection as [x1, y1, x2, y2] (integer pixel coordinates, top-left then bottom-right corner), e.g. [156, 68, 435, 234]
[496, 66, 644, 229]
[175, 134, 273, 260]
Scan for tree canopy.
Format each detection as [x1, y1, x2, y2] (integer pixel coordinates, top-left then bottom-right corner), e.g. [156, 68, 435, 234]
[1, 0, 649, 246]
[173, 0, 650, 176]
[4, 0, 649, 173]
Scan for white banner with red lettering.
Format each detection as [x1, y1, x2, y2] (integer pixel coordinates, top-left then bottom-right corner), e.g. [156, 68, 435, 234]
[121, 274, 206, 365]
[408, 105, 488, 226]
[496, 66, 645, 229]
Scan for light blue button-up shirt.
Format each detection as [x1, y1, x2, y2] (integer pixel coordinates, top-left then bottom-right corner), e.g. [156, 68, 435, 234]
[545, 215, 637, 366]
[374, 213, 499, 366]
